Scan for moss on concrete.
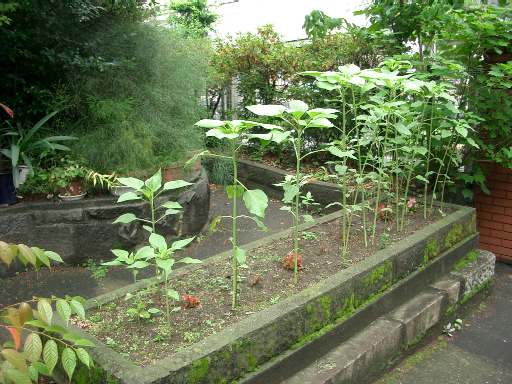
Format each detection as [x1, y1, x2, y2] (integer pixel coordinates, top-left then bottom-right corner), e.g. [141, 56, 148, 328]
[453, 250, 478, 271]
[460, 279, 492, 306]
[444, 223, 463, 249]
[187, 357, 210, 384]
[423, 238, 440, 266]
[363, 260, 393, 292]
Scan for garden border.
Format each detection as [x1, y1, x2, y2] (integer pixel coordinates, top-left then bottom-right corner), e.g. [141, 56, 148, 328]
[237, 159, 341, 205]
[62, 203, 477, 384]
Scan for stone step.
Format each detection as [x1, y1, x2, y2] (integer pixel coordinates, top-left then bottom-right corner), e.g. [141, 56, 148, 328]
[275, 249, 495, 384]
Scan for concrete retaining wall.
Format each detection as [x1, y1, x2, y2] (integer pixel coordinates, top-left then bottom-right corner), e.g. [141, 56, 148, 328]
[0, 168, 210, 277]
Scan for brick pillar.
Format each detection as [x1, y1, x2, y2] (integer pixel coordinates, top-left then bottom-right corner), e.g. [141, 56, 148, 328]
[475, 163, 512, 263]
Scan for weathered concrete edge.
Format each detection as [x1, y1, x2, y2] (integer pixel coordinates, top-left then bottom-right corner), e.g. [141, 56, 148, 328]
[270, 248, 494, 384]
[70, 204, 476, 383]
[238, 233, 479, 384]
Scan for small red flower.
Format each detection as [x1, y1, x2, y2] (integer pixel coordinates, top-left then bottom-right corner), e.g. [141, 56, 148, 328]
[282, 251, 303, 271]
[0, 102, 14, 119]
[182, 294, 201, 309]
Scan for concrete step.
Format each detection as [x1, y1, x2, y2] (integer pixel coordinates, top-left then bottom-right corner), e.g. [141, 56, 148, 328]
[270, 249, 495, 384]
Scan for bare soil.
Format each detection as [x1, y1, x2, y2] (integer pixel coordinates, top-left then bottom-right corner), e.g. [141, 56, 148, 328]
[87, 209, 444, 367]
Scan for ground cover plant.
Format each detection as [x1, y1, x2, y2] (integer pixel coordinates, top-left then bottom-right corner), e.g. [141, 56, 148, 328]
[0, 243, 92, 383]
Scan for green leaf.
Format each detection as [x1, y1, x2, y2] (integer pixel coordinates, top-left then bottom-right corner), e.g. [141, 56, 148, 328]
[309, 117, 334, 128]
[327, 147, 356, 159]
[243, 189, 268, 218]
[161, 201, 182, 210]
[111, 249, 129, 260]
[113, 213, 137, 224]
[24, 333, 43, 363]
[234, 247, 246, 265]
[416, 175, 429, 184]
[156, 258, 174, 277]
[246, 104, 286, 117]
[56, 299, 71, 325]
[135, 246, 155, 260]
[170, 237, 195, 252]
[116, 177, 144, 190]
[4, 369, 32, 384]
[145, 170, 162, 192]
[167, 289, 180, 301]
[303, 214, 315, 223]
[205, 128, 239, 140]
[179, 257, 202, 264]
[32, 247, 50, 268]
[117, 192, 141, 203]
[396, 123, 412, 136]
[17, 244, 36, 267]
[466, 137, 479, 148]
[31, 361, 50, 376]
[70, 299, 85, 320]
[0, 241, 15, 266]
[268, 130, 291, 144]
[2, 349, 27, 372]
[75, 348, 91, 368]
[195, 119, 225, 128]
[287, 100, 308, 118]
[127, 260, 150, 269]
[62, 347, 77, 382]
[455, 124, 468, 138]
[307, 108, 338, 118]
[163, 180, 192, 191]
[44, 250, 63, 263]
[43, 340, 58, 374]
[316, 81, 340, 91]
[283, 184, 299, 204]
[28, 365, 39, 382]
[226, 184, 244, 199]
[37, 299, 52, 326]
[149, 233, 167, 252]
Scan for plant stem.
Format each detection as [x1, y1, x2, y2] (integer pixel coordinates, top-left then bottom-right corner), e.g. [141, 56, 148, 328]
[164, 275, 170, 329]
[424, 98, 434, 219]
[351, 89, 368, 247]
[231, 147, 239, 310]
[293, 133, 302, 284]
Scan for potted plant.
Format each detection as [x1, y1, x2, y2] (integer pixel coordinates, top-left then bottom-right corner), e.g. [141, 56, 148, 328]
[0, 109, 76, 188]
[49, 158, 87, 201]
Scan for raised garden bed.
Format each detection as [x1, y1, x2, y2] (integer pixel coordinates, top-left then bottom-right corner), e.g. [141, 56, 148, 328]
[0, 168, 210, 277]
[62, 202, 477, 384]
[238, 159, 342, 206]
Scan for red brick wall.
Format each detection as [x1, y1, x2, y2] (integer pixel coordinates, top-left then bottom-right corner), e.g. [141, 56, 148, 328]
[475, 163, 512, 263]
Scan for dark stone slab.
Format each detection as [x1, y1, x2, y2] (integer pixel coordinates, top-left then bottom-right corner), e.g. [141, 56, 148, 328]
[0, 168, 210, 277]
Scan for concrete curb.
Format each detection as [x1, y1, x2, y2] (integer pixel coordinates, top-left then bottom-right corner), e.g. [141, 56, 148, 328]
[279, 249, 495, 384]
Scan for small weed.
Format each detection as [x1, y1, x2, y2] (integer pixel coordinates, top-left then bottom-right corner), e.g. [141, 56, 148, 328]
[379, 232, 391, 249]
[301, 231, 318, 241]
[270, 295, 281, 305]
[183, 331, 201, 343]
[442, 318, 463, 337]
[85, 258, 109, 281]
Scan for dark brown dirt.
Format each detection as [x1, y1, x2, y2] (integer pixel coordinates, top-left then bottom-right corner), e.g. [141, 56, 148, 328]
[87, 209, 443, 367]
